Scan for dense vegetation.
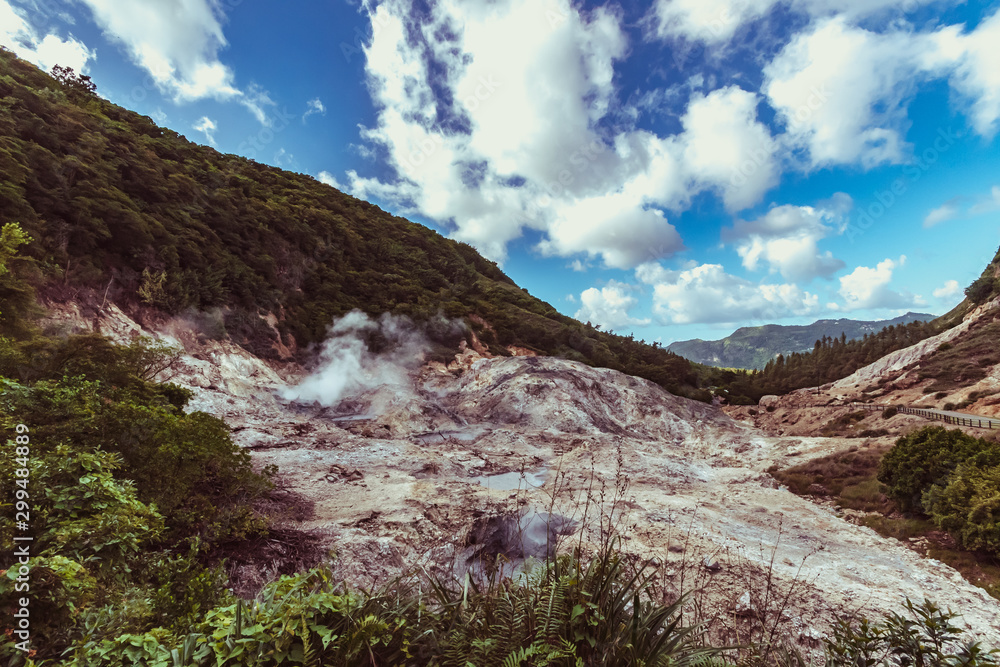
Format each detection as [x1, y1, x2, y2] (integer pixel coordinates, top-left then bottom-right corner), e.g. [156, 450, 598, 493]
[668, 312, 934, 371]
[0, 222, 271, 662]
[965, 246, 1000, 307]
[703, 319, 943, 403]
[772, 423, 1000, 599]
[0, 49, 706, 399]
[879, 426, 1000, 553]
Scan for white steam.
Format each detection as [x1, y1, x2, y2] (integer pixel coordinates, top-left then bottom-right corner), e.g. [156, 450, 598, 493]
[280, 310, 442, 407]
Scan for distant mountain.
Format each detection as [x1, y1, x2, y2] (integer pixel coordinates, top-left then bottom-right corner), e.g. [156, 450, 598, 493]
[668, 313, 937, 370]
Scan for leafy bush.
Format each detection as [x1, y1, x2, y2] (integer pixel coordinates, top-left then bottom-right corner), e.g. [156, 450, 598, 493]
[64, 548, 720, 667]
[826, 598, 998, 666]
[966, 274, 1000, 305]
[882, 406, 898, 419]
[1, 357, 270, 544]
[923, 461, 1000, 553]
[878, 426, 998, 512]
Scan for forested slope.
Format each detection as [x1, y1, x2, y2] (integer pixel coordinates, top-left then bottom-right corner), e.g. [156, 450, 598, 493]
[0, 50, 701, 397]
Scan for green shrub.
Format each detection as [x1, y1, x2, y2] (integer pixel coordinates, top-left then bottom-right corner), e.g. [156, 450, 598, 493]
[923, 461, 1000, 553]
[877, 426, 998, 512]
[882, 406, 898, 419]
[965, 274, 999, 305]
[66, 548, 721, 667]
[826, 598, 999, 666]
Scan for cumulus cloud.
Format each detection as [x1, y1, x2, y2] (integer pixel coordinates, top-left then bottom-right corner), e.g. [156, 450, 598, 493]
[680, 86, 779, 211]
[764, 8, 1000, 168]
[923, 199, 962, 228]
[724, 198, 849, 281]
[933, 279, 961, 300]
[835, 256, 921, 310]
[574, 281, 651, 329]
[764, 18, 927, 168]
[0, 0, 94, 73]
[333, 0, 783, 268]
[75, 0, 272, 122]
[317, 170, 345, 190]
[944, 9, 1000, 138]
[192, 116, 217, 146]
[649, 0, 952, 45]
[635, 262, 820, 325]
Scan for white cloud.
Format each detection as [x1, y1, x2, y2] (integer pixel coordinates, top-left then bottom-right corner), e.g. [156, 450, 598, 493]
[192, 116, 217, 146]
[763, 8, 1000, 169]
[0, 0, 94, 73]
[336, 0, 788, 268]
[922, 185, 1000, 227]
[933, 279, 961, 300]
[649, 0, 775, 45]
[303, 97, 326, 122]
[539, 193, 685, 270]
[764, 18, 931, 168]
[836, 256, 921, 310]
[75, 0, 271, 122]
[944, 9, 1000, 138]
[635, 262, 820, 324]
[317, 171, 345, 190]
[574, 281, 651, 329]
[923, 200, 961, 228]
[680, 86, 779, 211]
[649, 0, 951, 45]
[724, 199, 848, 281]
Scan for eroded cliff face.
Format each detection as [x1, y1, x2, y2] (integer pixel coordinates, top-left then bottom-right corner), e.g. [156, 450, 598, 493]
[43, 301, 1000, 652]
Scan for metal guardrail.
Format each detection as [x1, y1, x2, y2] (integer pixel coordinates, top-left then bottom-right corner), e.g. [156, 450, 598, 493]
[849, 403, 1000, 430]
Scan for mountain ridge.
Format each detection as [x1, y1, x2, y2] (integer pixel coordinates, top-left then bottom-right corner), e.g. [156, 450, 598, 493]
[669, 312, 937, 370]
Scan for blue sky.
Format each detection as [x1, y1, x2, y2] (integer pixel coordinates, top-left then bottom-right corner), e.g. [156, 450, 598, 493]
[3, 0, 1000, 346]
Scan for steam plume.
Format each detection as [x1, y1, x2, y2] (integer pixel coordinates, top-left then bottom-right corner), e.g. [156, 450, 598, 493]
[280, 310, 460, 407]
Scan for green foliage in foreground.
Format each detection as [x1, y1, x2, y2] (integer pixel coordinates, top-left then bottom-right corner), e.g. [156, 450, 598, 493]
[0, 241, 271, 662]
[11, 554, 998, 666]
[826, 598, 998, 667]
[878, 426, 1000, 553]
[58, 550, 721, 667]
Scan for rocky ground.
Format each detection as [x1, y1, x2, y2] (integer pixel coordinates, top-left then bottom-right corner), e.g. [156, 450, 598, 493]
[42, 301, 1000, 656]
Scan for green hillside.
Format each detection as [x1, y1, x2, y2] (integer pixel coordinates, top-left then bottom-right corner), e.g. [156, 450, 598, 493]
[0, 50, 702, 398]
[669, 312, 936, 370]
